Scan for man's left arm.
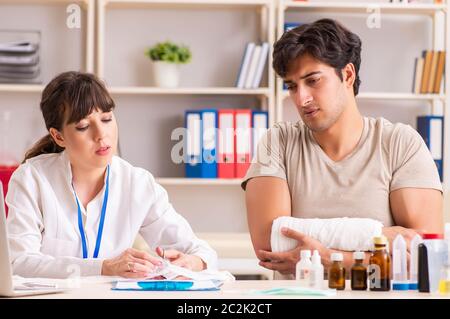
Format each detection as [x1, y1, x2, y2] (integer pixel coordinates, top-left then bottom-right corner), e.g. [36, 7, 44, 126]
[388, 187, 444, 236]
[384, 124, 445, 248]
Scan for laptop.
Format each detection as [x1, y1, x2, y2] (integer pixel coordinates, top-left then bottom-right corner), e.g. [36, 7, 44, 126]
[0, 183, 65, 297]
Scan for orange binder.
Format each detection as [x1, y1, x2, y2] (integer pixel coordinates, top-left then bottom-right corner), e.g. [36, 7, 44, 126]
[234, 109, 252, 178]
[217, 109, 235, 178]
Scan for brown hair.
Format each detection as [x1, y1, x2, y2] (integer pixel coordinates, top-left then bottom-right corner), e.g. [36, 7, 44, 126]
[273, 19, 362, 95]
[23, 71, 115, 162]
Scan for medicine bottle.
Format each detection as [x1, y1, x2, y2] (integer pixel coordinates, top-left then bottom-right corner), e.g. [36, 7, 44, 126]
[351, 251, 367, 290]
[369, 236, 391, 291]
[296, 250, 312, 286]
[328, 253, 345, 290]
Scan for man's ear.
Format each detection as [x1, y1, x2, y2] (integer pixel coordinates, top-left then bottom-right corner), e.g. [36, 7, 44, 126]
[49, 128, 65, 148]
[342, 63, 356, 89]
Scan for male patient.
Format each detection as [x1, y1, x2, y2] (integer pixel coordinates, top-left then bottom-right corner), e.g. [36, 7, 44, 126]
[242, 19, 443, 279]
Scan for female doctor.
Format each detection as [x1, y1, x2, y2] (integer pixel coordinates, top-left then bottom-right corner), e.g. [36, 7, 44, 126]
[6, 71, 217, 279]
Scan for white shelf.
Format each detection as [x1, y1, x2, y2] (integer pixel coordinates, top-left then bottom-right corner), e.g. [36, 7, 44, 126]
[0, 0, 89, 4]
[109, 86, 272, 96]
[0, 85, 272, 96]
[356, 92, 447, 101]
[0, 84, 44, 93]
[282, 1, 446, 15]
[104, 0, 272, 9]
[281, 90, 447, 101]
[156, 178, 243, 186]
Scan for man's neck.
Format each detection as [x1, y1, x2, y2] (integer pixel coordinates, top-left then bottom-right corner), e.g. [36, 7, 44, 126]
[312, 99, 364, 162]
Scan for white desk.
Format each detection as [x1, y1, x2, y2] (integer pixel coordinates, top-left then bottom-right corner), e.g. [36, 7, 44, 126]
[14, 278, 450, 299]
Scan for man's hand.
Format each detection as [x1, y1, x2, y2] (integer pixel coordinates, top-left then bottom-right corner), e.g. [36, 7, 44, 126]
[256, 227, 328, 275]
[156, 247, 206, 272]
[382, 226, 422, 272]
[382, 226, 421, 254]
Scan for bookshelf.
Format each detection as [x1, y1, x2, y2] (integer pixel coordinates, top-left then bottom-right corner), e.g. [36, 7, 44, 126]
[276, 0, 450, 199]
[97, 0, 276, 124]
[97, 0, 276, 273]
[97, 0, 276, 177]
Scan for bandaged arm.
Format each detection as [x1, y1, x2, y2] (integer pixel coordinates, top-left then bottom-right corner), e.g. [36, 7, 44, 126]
[271, 216, 383, 252]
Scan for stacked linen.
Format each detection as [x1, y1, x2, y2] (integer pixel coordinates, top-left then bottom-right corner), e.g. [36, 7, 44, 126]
[0, 40, 40, 84]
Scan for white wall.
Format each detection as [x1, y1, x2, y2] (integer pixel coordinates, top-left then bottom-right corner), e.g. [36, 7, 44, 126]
[0, 4, 87, 162]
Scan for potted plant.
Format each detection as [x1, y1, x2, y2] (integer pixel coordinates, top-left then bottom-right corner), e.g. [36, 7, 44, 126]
[145, 41, 192, 88]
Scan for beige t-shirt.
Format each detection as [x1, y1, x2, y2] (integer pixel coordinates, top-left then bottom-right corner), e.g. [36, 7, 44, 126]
[242, 117, 442, 227]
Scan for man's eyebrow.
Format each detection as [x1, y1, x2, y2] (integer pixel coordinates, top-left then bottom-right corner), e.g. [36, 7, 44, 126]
[299, 71, 322, 80]
[284, 71, 322, 84]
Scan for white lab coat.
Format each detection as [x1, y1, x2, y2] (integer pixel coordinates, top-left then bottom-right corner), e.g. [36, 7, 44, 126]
[6, 151, 217, 278]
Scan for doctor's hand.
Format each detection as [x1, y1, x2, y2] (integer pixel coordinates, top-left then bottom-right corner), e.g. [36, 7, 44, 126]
[256, 227, 328, 275]
[101, 248, 163, 278]
[156, 247, 206, 272]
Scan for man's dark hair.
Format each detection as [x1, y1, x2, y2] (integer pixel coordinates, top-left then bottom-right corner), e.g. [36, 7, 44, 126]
[273, 19, 362, 95]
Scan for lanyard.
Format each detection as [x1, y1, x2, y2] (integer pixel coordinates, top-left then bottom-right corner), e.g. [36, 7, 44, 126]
[72, 164, 110, 259]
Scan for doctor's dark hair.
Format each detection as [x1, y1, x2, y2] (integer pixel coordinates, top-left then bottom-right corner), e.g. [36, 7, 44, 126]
[23, 71, 115, 162]
[273, 19, 362, 95]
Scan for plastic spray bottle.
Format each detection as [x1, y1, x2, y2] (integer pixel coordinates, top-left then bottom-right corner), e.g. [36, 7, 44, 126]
[309, 250, 324, 289]
[392, 234, 409, 290]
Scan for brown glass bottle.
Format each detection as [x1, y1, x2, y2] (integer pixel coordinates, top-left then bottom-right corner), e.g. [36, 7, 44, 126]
[328, 253, 345, 290]
[369, 236, 391, 291]
[351, 251, 367, 290]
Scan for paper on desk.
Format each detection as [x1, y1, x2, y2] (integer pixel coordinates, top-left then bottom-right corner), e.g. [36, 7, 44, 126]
[146, 259, 235, 282]
[250, 286, 337, 297]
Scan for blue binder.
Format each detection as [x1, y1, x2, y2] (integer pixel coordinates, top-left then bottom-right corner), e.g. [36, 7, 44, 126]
[185, 111, 201, 178]
[284, 22, 302, 33]
[185, 109, 218, 178]
[417, 116, 444, 181]
[283, 23, 303, 91]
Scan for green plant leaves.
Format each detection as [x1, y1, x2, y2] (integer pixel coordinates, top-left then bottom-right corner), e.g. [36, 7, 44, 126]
[145, 41, 192, 64]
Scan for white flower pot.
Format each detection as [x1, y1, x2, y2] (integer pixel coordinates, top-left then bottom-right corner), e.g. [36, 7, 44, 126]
[153, 61, 180, 88]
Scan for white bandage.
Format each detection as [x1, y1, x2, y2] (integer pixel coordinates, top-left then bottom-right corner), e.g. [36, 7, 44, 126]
[271, 216, 383, 252]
